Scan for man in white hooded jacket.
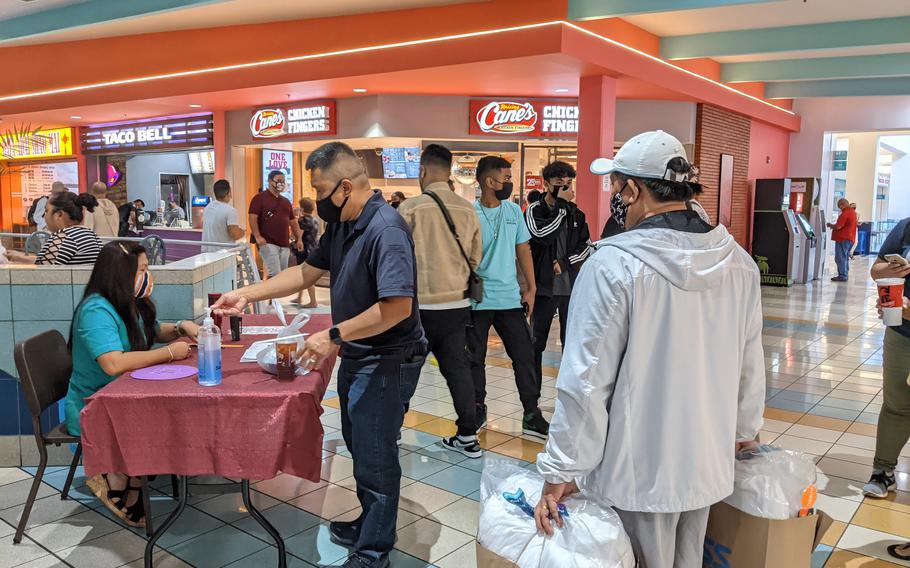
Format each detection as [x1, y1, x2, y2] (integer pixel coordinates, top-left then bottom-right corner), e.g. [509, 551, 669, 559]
[534, 131, 765, 568]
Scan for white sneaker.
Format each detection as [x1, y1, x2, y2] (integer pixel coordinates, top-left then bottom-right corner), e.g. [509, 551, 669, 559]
[440, 435, 483, 459]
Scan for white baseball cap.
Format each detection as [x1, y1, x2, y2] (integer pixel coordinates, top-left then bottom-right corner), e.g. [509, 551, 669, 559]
[590, 130, 689, 180]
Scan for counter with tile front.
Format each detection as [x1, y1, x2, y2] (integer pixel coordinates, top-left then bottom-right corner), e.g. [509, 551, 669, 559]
[0, 251, 237, 467]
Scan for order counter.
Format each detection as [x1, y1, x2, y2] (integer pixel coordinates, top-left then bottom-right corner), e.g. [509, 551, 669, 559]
[0, 251, 236, 467]
[141, 226, 204, 261]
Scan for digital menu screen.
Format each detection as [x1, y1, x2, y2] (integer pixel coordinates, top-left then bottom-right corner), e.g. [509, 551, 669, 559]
[381, 147, 420, 179]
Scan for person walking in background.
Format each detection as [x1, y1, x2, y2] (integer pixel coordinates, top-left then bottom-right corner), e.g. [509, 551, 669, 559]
[827, 198, 857, 282]
[82, 182, 120, 237]
[469, 156, 549, 440]
[399, 144, 484, 457]
[525, 161, 591, 381]
[389, 191, 407, 209]
[863, 219, 910, 515]
[249, 170, 304, 279]
[535, 131, 765, 567]
[28, 181, 67, 233]
[294, 197, 320, 308]
[9, 193, 102, 265]
[202, 179, 244, 252]
[118, 199, 145, 237]
[214, 142, 425, 568]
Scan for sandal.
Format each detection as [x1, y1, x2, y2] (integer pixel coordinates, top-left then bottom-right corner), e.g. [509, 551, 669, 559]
[85, 475, 145, 528]
[888, 543, 910, 561]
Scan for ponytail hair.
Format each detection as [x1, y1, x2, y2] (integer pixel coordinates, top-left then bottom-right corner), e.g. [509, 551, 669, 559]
[48, 192, 99, 223]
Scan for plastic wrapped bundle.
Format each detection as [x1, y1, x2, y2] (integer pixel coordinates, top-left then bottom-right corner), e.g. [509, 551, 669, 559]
[478, 462, 635, 568]
[256, 310, 310, 376]
[723, 445, 817, 520]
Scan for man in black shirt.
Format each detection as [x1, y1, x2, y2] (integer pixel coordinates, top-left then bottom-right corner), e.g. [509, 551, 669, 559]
[214, 142, 425, 568]
[524, 161, 591, 381]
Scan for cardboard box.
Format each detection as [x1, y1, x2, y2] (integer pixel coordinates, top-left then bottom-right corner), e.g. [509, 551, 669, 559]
[703, 502, 833, 568]
[476, 542, 519, 568]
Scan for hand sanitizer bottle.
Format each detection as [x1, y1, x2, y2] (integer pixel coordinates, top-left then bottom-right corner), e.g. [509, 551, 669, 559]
[198, 308, 222, 386]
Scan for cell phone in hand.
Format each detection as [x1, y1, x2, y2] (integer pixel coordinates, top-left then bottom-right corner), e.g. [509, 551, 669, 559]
[885, 254, 910, 267]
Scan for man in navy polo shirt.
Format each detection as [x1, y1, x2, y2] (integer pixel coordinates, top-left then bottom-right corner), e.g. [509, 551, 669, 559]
[214, 142, 426, 568]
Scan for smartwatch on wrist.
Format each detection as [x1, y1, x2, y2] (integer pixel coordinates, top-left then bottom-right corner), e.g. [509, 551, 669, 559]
[174, 321, 185, 337]
[329, 327, 343, 346]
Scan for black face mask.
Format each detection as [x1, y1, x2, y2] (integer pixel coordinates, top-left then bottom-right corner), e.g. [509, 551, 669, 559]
[316, 179, 347, 224]
[610, 190, 630, 230]
[390, 201, 400, 209]
[494, 181, 514, 201]
[551, 184, 568, 198]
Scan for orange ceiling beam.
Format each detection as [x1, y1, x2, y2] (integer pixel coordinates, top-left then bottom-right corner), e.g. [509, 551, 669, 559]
[0, 0, 567, 96]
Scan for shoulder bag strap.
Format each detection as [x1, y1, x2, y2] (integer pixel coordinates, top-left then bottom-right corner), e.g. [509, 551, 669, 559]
[425, 190, 475, 274]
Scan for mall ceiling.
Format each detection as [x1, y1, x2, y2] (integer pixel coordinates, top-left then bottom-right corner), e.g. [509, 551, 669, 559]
[2, 0, 909, 100]
[572, 0, 910, 98]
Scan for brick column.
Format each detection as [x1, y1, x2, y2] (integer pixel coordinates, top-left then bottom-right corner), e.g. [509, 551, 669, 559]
[576, 75, 617, 233]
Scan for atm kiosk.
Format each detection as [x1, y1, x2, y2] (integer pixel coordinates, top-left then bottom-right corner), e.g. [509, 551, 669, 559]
[752, 179, 802, 286]
[795, 213, 816, 284]
[789, 177, 824, 282]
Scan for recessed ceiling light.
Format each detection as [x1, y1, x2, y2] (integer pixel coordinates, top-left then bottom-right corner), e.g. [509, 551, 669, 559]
[554, 88, 570, 93]
[353, 88, 368, 93]
[189, 104, 202, 108]
[70, 115, 81, 119]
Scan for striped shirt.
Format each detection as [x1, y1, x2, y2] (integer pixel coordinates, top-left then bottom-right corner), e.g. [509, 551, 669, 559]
[35, 225, 102, 266]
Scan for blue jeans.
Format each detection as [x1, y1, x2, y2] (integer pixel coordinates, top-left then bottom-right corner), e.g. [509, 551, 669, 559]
[337, 355, 424, 565]
[835, 240, 853, 279]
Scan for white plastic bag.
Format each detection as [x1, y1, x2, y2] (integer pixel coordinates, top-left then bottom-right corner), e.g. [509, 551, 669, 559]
[723, 444, 817, 520]
[478, 461, 635, 568]
[256, 306, 311, 376]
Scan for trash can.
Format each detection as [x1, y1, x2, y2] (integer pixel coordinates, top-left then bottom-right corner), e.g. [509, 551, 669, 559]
[855, 222, 872, 256]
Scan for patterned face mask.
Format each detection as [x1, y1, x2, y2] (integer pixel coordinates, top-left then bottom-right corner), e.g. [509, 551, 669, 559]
[134, 270, 154, 299]
[610, 190, 631, 230]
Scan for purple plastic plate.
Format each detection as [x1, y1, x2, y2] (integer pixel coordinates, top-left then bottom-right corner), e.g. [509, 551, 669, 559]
[131, 365, 197, 381]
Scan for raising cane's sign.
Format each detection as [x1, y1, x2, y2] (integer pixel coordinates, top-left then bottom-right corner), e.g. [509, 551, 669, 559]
[249, 100, 336, 139]
[470, 99, 579, 138]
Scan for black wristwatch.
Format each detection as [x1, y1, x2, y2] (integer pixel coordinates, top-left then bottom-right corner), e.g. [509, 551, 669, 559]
[329, 327, 343, 345]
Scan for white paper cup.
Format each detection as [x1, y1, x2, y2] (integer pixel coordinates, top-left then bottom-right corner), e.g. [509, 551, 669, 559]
[876, 278, 905, 327]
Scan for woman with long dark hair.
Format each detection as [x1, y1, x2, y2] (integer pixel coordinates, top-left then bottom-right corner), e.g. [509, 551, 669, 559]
[9, 192, 103, 265]
[65, 241, 200, 527]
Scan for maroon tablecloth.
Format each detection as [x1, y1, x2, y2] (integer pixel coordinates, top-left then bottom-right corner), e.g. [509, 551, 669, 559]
[81, 314, 336, 482]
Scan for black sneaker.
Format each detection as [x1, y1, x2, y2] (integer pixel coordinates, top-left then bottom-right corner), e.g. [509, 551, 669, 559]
[329, 519, 360, 546]
[863, 469, 897, 499]
[522, 411, 550, 440]
[340, 554, 389, 568]
[475, 404, 488, 431]
[441, 435, 483, 459]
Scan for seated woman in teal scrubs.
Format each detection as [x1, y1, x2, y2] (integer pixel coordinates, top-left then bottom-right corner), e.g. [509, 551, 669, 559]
[67, 241, 200, 528]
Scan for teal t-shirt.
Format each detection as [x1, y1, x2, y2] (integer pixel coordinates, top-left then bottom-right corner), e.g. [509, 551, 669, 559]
[473, 200, 531, 311]
[64, 294, 151, 436]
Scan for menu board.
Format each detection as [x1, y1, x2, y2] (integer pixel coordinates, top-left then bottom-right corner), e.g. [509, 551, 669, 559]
[381, 147, 420, 179]
[188, 150, 215, 174]
[262, 149, 294, 202]
[19, 162, 78, 217]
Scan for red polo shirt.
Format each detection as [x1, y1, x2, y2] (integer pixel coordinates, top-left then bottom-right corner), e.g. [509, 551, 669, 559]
[249, 190, 294, 247]
[832, 207, 857, 243]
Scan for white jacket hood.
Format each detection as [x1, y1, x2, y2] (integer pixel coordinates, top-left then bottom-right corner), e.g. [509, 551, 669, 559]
[603, 226, 742, 292]
[537, 224, 766, 513]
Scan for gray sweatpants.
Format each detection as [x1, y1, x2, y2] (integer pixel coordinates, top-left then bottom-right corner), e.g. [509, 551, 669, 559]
[615, 507, 710, 568]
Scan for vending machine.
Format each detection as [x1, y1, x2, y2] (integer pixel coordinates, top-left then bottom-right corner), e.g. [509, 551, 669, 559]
[795, 213, 816, 284]
[811, 206, 828, 279]
[752, 179, 802, 286]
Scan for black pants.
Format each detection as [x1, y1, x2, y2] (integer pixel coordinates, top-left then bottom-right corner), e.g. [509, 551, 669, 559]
[532, 295, 570, 380]
[467, 308, 540, 415]
[420, 308, 477, 437]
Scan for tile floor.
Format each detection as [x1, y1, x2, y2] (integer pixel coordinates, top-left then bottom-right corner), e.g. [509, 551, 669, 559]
[2, 256, 910, 567]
